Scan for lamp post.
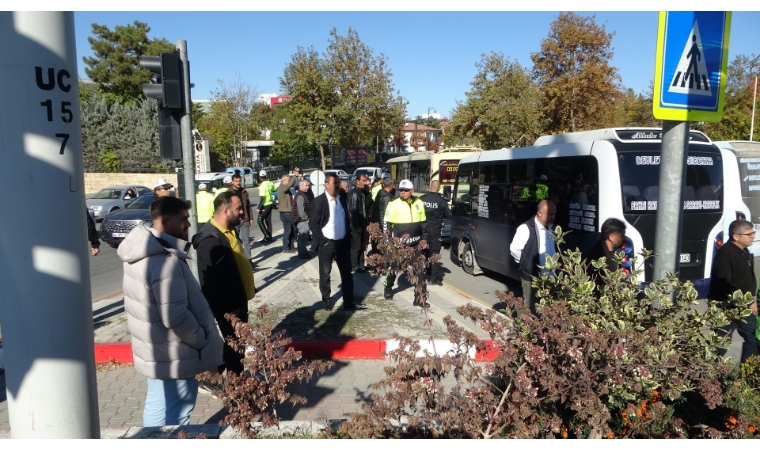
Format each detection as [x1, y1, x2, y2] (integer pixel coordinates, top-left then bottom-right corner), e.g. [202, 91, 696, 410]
[427, 106, 436, 150]
[751, 67, 758, 141]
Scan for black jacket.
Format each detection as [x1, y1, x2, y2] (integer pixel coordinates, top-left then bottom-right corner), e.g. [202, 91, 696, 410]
[372, 189, 393, 224]
[291, 190, 310, 225]
[309, 191, 351, 251]
[708, 242, 757, 303]
[191, 222, 249, 322]
[232, 187, 253, 222]
[582, 239, 618, 285]
[420, 191, 452, 230]
[347, 186, 367, 229]
[518, 216, 540, 281]
[87, 211, 99, 248]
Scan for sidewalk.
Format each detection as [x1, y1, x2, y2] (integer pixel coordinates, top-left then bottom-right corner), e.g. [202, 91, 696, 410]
[0, 237, 493, 436]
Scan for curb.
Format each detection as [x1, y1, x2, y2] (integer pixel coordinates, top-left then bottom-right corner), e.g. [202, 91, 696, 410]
[94, 339, 500, 364]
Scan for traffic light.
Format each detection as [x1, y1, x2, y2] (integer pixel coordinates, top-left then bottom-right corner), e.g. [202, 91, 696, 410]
[138, 51, 183, 110]
[139, 51, 184, 161]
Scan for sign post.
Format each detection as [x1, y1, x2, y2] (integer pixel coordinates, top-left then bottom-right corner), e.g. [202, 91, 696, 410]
[651, 12, 731, 294]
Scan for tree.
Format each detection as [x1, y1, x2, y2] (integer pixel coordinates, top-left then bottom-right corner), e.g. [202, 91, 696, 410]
[448, 52, 546, 150]
[611, 85, 659, 128]
[83, 21, 175, 105]
[531, 12, 623, 133]
[197, 75, 262, 169]
[324, 27, 405, 150]
[695, 54, 760, 141]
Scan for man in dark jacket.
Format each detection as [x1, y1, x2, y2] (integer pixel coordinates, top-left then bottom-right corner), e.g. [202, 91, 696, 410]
[708, 219, 759, 363]
[310, 173, 361, 311]
[420, 180, 452, 286]
[231, 173, 253, 260]
[347, 174, 370, 272]
[292, 180, 312, 259]
[86, 210, 100, 256]
[368, 177, 395, 257]
[277, 174, 298, 254]
[192, 191, 256, 374]
[582, 217, 627, 286]
[509, 200, 556, 313]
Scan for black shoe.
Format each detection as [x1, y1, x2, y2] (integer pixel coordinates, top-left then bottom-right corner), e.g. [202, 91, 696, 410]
[323, 300, 334, 311]
[353, 267, 366, 273]
[344, 304, 367, 311]
[282, 249, 296, 254]
[413, 299, 430, 308]
[299, 254, 311, 259]
[429, 279, 443, 286]
[384, 290, 393, 300]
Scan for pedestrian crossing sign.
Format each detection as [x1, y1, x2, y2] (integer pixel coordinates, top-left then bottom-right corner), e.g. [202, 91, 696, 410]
[653, 11, 731, 122]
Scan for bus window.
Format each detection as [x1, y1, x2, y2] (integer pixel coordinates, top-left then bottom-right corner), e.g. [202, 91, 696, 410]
[538, 156, 599, 235]
[410, 161, 430, 191]
[453, 163, 476, 217]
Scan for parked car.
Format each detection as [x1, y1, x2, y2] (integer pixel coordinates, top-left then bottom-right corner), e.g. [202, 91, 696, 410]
[86, 185, 151, 221]
[353, 167, 383, 184]
[324, 169, 350, 181]
[195, 172, 229, 194]
[99, 194, 156, 248]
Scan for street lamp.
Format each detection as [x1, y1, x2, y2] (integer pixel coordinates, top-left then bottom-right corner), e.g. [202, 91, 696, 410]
[427, 106, 436, 150]
[751, 67, 758, 141]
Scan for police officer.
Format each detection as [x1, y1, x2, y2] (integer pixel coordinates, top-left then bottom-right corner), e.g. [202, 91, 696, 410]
[195, 183, 215, 225]
[420, 180, 452, 286]
[383, 179, 427, 306]
[256, 170, 276, 242]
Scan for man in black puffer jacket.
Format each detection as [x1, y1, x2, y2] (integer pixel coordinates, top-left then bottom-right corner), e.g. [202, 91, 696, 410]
[368, 177, 395, 257]
[347, 174, 370, 272]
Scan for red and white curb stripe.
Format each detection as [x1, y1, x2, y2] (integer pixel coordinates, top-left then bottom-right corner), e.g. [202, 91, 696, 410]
[93, 339, 500, 365]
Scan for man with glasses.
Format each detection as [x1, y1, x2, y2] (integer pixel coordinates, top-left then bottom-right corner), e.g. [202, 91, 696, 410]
[708, 219, 759, 363]
[154, 178, 174, 198]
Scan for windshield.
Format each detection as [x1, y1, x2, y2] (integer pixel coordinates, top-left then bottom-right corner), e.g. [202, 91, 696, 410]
[92, 188, 123, 200]
[733, 144, 760, 223]
[617, 147, 723, 214]
[354, 169, 374, 177]
[126, 194, 155, 209]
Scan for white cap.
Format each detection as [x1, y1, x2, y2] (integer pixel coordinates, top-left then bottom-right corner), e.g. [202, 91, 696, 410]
[259, 170, 267, 177]
[399, 179, 413, 190]
[154, 178, 173, 189]
[222, 176, 232, 184]
[198, 183, 207, 190]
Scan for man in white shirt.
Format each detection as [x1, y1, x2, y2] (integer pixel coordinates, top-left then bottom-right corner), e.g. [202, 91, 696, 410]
[509, 200, 557, 313]
[309, 173, 363, 311]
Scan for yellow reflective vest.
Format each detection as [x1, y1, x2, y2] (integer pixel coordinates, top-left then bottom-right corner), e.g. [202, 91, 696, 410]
[384, 196, 426, 245]
[371, 183, 383, 201]
[196, 191, 215, 224]
[258, 180, 275, 207]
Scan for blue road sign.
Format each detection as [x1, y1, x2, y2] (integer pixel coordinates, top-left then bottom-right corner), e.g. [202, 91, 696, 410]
[653, 11, 731, 122]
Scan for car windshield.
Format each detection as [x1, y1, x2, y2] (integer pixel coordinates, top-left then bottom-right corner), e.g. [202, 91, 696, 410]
[92, 188, 123, 199]
[354, 169, 374, 178]
[126, 194, 155, 209]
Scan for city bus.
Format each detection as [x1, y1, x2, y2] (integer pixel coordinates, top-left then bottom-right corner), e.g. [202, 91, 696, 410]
[386, 146, 481, 198]
[714, 140, 760, 256]
[449, 128, 733, 298]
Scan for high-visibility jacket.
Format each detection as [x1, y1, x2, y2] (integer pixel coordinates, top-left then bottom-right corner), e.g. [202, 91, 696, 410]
[213, 187, 229, 199]
[196, 191, 215, 224]
[258, 180, 275, 207]
[384, 196, 427, 245]
[371, 183, 383, 201]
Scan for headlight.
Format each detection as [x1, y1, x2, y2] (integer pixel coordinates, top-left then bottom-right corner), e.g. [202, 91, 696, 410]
[91, 206, 102, 212]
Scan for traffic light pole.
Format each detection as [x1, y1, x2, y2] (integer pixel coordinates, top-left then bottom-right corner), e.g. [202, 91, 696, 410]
[177, 40, 199, 279]
[0, 11, 100, 437]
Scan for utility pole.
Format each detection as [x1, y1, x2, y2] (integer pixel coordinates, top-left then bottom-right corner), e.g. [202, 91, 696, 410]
[0, 11, 100, 437]
[176, 40, 198, 279]
[751, 68, 758, 141]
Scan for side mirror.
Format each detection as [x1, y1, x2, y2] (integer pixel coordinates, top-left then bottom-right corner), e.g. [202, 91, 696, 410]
[442, 185, 452, 200]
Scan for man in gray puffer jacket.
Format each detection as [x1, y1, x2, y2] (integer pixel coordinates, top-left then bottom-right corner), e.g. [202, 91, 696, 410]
[118, 196, 224, 427]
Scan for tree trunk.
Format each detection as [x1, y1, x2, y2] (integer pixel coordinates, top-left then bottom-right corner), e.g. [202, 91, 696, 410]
[319, 143, 326, 171]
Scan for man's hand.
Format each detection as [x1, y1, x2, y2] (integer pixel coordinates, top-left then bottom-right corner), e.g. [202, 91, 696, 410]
[752, 301, 758, 316]
[91, 247, 100, 256]
[249, 220, 253, 226]
[257, 209, 260, 213]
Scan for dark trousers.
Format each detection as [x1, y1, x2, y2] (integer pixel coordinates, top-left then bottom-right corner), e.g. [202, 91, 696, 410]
[385, 244, 424, 300]
[318, 238, 355, 307]
[351, 226, 369, 270]
[425, 226, 443, 282]
[280, 212, 294, 250]
[297, 223, 310, 257]
[257, 205, 273, 239]
[718, 312, 759, 363]
[215, 311, 248, 375]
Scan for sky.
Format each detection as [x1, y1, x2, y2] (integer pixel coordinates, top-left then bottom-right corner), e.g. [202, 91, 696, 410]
[71, 11, 760, 120]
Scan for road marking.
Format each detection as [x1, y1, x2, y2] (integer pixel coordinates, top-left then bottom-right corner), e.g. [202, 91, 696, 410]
[92, 288, 123, 303]
[441, 281, 494, 310]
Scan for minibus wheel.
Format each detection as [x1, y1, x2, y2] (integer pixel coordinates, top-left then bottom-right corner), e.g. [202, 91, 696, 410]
[462, 242, 475, 275]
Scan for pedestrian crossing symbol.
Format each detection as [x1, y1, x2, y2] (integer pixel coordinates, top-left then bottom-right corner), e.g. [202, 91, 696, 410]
[668, 22, 711, 96]
[653, 11, 731, 122]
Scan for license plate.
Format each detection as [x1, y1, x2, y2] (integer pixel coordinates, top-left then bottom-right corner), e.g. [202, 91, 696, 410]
[680, 253, 690, 263]
[112, 232, 127, 238]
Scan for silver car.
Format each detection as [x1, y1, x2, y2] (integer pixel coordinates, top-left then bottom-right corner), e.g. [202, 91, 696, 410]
[86, 185, 152, 221]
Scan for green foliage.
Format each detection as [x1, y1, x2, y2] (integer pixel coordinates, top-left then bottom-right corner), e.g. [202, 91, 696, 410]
[531, 12, 623, 133]
[83, 20, 175, 105]
[99, 148, 120, 172]
[695, 54, 760, 141]
[448, 52, 546, 150]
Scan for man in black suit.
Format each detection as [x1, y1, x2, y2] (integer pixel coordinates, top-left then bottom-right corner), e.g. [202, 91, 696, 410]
[309, 173, 362, 311]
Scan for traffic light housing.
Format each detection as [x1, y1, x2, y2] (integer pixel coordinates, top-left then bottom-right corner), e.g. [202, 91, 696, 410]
[139, 51, 184, 161]
[139, 51, 183, 110]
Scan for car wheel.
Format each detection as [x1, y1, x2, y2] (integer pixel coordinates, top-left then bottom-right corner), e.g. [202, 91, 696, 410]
[462, 242, 475, 275]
